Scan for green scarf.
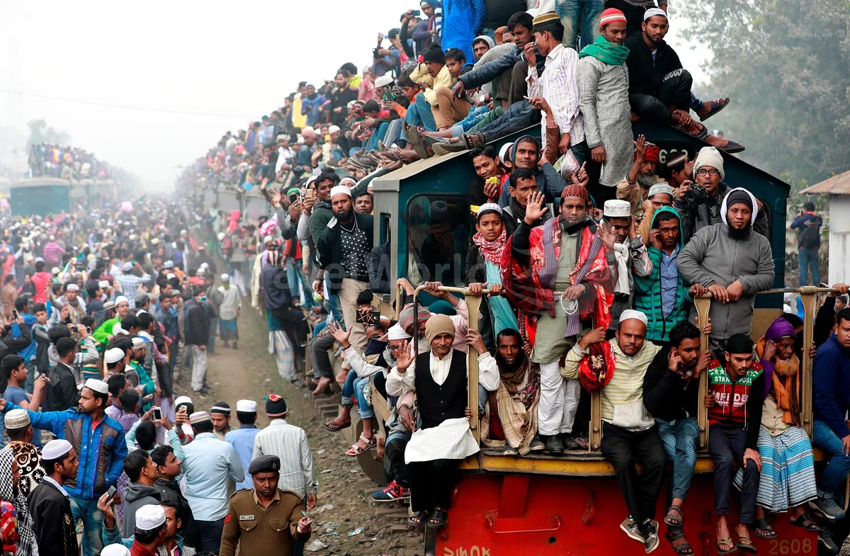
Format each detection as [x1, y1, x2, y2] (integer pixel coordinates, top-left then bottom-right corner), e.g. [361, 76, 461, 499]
[579, 35, 629, 66]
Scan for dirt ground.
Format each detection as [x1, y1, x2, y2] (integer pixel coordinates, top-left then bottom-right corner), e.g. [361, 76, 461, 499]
[171, 302, 423, 556]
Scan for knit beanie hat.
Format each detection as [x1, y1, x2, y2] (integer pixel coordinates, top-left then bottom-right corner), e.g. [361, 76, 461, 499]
[425, 314, 455, 343]
[423, 45, 446, 64]
[693, 146, 725, 181]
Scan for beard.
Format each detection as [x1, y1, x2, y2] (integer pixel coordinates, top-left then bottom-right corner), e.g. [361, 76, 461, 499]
[637, 173, 657, 188]
[495, 352, 522, 374]
[728, 223, 751, 240]
[335, 207, 354, 223]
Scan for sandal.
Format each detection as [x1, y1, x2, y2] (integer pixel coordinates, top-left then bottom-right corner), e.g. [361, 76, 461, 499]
[323, 418, 351, 432]
[716, 538, 738, 555]
[753, 517, 777, 539]
[428, 507, 448, 529]
[790, 512, 823, 533]
[408, 511, 428, 527]
[346, 433, 376, 456]
[721, 140, 746, 154]
[664, 504, 684, 527]
[664, 529, 693, 556]
[701, 97, 730, 121]
[736, 535, 758, 554]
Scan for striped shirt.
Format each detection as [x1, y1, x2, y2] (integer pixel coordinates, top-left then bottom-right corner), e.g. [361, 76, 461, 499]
[114, 272, 151, 305]
[527, 43, 585, 146]
[562, 338, 660, 431]
[251, 419, 317, 496]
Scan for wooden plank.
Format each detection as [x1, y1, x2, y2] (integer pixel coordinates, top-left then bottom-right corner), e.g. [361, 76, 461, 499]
[694, 295, 712, 449]
[799, 287, 818, 438]
[466, 293, 482, 444]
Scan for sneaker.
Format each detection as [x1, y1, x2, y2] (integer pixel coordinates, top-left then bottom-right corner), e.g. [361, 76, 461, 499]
[811, 493, 846, 520]
[529, 436, 545, 452]
[641, 522, 660, 554]
[501, 444, 518, 456]
[371, 480, 410, 503]
[561, 434, 582, 452]
[620, 516, 645, 543]
[543, 434, 563, 454]
[818, 528, 839, 553]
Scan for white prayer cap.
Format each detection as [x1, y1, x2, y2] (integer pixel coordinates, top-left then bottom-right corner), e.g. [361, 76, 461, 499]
[51, 267, 61, 275]
[66, 284, 80, 292]
[236, 399, 258, 413]
[388, 324, 411, 341]
[374, 74, 394, 88]
[42, 439, 73, 460]
[643, 7, 667, 20]
[200, 263, 209, 270]
[330, 185, 352, 199]
[498, 142, 513, 162]
[619, 309, 649, 327]
[603, 200, 632, 218]
[151, 238, 160, 245]
[263, 236, 274, 245]
[221, 273, 230, 282]
[163, 260, 174, 269]
[115, 296, 129, 305]
[122, 262, 133, 272]
[175, 396, 193, 407]
[217, 232, 225, 241]
[131, 337, 146, 348]
[648, 183, 674, 199]
[84, 378, 109, 395]
[189, 411, 212, 424]
[98, 280, 110, 288]
[4, 409, 30, 430]
[328, 125, 341, 135]
[135, 504, 166, 531]
[102, 545, 131, 556]
[104, 347, 125, 364]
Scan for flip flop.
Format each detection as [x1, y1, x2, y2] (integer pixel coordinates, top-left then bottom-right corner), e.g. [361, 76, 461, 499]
[427, 507, 448, 529]
[408, 511, 428, 527]
[753, 517, 777, 539]
[721, 141, 746, 154]
[323, 419, 351, 433]
[736, 536, 758, 554]
[716, 538, 738, 555]
[790, 512, 823, 533]
[701, 97, 730, 121]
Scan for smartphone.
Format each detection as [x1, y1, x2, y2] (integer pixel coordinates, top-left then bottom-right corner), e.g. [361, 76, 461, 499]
[152, 407, 163, 421]
[289, 192, 300, 204]
[11, 310, 17, 319]
[106, 485, 117, 499]
[356, 309, 381, 326]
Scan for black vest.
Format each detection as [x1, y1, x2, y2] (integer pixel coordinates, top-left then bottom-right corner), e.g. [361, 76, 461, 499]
[414, 349, 468, 429]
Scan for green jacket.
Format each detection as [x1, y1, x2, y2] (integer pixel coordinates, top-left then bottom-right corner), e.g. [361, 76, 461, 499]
[633, 206, 692, 342]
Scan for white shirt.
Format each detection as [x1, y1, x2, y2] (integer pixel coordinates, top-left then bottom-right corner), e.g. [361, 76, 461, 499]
[527, 43, 584, 146]
[252, 419, 317, 496]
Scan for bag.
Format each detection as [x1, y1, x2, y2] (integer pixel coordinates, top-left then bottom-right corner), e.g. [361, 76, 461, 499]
[577, 340, 615, 392]
[798, 219, 820, 249]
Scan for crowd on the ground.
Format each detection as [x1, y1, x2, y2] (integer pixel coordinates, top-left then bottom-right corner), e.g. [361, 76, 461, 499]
[0, 1, 844, 556]
[26, 144, 121, 181]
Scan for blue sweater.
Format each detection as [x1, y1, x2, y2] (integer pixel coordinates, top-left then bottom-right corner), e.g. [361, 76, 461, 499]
[2, 402, 128, 499]
[813, 334, 850, 439]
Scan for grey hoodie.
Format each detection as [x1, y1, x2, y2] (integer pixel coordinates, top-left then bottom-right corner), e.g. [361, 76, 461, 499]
[678, 221, 774, 339]
[121, 482, 161, 538]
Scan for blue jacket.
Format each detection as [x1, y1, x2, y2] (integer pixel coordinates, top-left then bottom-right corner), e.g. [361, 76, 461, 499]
[3, 402, 128, 499]
[813, 334, 850, 439]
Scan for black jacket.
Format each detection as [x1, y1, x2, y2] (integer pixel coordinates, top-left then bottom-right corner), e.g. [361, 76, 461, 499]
[156, 479, 200, 549]
[369, 241, 392, 295]
[643, 346, 701, 422]
[184, 300, 210, 346]
[316, 213, 374, 295]
[624, 34, 683, 97]
[28, 479, 79, 556]
[48, 362, 79, 412]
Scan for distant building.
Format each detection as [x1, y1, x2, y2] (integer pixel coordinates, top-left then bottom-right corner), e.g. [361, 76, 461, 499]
[801, 170, 850, 284]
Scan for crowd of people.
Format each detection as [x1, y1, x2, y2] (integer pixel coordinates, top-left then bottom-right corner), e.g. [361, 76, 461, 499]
[26, 143, 122, 181]
[0, 1, 845, 556]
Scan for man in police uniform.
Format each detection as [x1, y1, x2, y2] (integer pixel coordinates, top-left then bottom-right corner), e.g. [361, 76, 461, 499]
[219, 455, 312, 556]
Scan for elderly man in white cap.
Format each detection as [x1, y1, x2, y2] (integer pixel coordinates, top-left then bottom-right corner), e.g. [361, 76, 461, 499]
[217, 273, 242, 350]
[315, 183, 375, 358]
[561, 309, 666, 551]
[602, 199, 652, 331]
[673, 146, 769, 242]
[28, 438, 80, 556]
[0, 378, 128, 556]
[224, 399, 262, 490]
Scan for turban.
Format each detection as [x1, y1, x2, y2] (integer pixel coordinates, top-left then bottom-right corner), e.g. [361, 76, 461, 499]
[643, 143, 660, 164]
[562, 184, 589, 200]
[425, 314, 455, 343]
[726, 333, 754, 355]
[399, 304, 431, 332]
[600, 8, 627, 28]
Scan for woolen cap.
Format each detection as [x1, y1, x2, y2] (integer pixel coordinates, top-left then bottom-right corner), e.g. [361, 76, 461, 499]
[211, 402, 231, 415]
[265, 394, 288, 416]
[425, 314, 455, 343]
[693, 146, 725, 180]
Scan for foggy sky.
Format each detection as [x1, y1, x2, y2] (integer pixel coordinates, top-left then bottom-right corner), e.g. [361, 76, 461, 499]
[0, 1, 710, 191]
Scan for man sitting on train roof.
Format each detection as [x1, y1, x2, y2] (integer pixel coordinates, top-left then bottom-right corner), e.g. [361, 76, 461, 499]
[811, 308, 850, 521]
[616, 135, 665, 216]
[643, 321, 709, 556]
[704, 333, 765, 555]
[503, 184, 613, 455]
[673, 147, 769, 242]
[386, 316, 499, 529]
[678, 187, 775, 358]
[561, 310, 665, 553]
[624, 9, 742, 154]
[479, 328, 541, 456]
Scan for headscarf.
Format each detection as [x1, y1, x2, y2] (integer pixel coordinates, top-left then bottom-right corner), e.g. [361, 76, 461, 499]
[578, 34, 629, 66]
[0, 449, 36, 556]
[757, 317, 800, 426]
[473, 227, 507, 266]
[720, 187, 759, 226]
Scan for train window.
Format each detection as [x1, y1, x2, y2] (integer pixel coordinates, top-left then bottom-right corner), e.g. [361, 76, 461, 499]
[404, 194, 470, 287]
[379, 213, 391, 246]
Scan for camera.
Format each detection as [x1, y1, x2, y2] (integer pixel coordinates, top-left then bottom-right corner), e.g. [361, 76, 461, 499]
[412, 9, 420, 16]
[684, 184, 709, 208]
